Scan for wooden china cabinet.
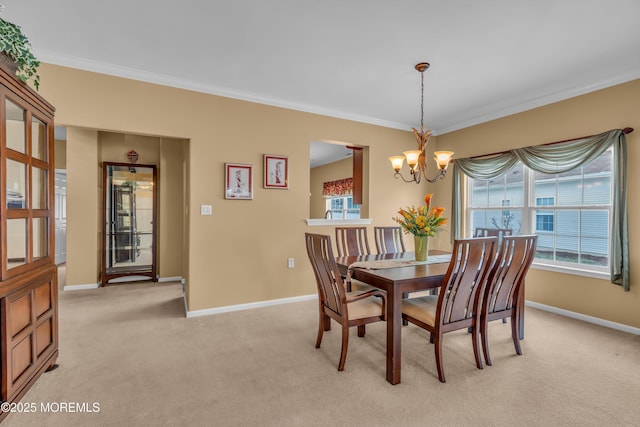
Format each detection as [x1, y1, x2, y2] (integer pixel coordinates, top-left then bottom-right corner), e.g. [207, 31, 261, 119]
[0, 64, 58, 419]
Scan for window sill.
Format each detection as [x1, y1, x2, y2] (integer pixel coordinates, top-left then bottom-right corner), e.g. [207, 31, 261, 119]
[305, 218, 373, 226]
[532, 262, 609, 281]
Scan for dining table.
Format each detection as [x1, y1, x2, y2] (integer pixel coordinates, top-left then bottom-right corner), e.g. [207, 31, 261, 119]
[335, 250, 452, 385]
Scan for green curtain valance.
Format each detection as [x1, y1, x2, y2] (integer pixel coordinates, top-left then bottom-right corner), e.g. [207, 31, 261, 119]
[452, 129, 629, 290]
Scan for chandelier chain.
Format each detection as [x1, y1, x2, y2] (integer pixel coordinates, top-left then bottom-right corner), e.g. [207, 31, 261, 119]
[420, 69, 424, 130]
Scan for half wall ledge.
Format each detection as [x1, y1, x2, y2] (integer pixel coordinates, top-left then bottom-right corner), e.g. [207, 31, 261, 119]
[305, 218, 373, 226]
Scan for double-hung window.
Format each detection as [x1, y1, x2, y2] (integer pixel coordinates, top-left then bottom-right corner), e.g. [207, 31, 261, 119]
[325, 196, 360, 219]
[467, 148, 612, 273]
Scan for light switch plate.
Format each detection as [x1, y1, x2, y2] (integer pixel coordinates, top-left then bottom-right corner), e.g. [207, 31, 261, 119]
[201, 205, 212, 215]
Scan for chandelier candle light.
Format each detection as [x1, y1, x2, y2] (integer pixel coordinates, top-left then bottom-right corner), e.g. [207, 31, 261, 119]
[394, 194, 447, 262]
[389, 62, 454, 184]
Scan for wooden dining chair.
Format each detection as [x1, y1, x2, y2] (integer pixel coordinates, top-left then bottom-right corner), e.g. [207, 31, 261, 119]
[374, 225, 411, 323]
[305, 233, 387, 371]
[480, 235, 537, 366]
[334, 226, 373, 292]
[474, 227, 513, 238]
[474, 227, 513, 249]
[335, 226, 371, 257]
[401, 237, 497, 382]
[374, 226, 406, 254]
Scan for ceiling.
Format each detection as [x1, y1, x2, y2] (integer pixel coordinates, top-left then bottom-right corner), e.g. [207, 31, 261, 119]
[2, 1, 640, 138]
[309, 141, 353, 168]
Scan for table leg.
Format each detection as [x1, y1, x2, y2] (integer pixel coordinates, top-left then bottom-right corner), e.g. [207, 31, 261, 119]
[387, 286, 403, 385]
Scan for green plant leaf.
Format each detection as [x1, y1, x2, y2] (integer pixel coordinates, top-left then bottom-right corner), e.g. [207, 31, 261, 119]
[0, 17, 40, 91]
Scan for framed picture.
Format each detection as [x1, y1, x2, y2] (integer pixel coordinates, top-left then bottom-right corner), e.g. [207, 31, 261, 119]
[264, 154, 288, 189]
[225, 163, 253, 200]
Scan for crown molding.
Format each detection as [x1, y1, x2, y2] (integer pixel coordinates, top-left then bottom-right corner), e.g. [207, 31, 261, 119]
[36, 49, 411, 131]
[435, 69, 640, 135]
[36, 49, 640, 137]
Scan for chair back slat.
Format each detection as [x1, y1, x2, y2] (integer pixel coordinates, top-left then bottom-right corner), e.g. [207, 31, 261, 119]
[335, 227, 371, 257]
[474, 227, 513, 238]
[437, 237, 497, 326]
[305, 233, 346, 316]
[484, 235, 537, 315]
[374, 226, 406, 254]
[474, 227, 513, 248]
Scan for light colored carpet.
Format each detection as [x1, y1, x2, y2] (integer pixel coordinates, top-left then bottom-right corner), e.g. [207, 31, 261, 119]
[3, 273, 640, 426]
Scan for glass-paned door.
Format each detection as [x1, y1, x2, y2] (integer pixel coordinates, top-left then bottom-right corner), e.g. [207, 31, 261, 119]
[3, 95, 53, 278]
[102, 163, 157, 285]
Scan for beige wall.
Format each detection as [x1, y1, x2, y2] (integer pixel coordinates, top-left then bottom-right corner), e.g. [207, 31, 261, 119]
[38, 64, 425, 311]
[436, 79, 640, 328]
[99, 132, 161, 165]
[159, 137, 185, 278]
[54, 139, 66, 169]
[65, 127, 99, 286]
[37, 62, 640, 328]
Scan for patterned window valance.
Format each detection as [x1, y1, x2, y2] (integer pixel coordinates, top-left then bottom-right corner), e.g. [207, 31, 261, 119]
[322, 178, 353, 197]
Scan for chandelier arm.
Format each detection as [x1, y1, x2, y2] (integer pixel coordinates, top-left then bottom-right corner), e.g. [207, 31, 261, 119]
[393, 171, 421, 184]
[420, 167, 447, 184]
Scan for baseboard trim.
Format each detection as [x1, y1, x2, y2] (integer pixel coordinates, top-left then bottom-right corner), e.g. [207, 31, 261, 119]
[525, 300, 640, 335]
[186, 294, 317, 318]
[63, 277, 182, 290]
[63, 283, 100, 291]
[158, 276, 183, 283]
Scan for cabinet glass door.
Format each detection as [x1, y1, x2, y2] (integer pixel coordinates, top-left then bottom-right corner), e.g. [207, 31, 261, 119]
[102, 163, 156, 285]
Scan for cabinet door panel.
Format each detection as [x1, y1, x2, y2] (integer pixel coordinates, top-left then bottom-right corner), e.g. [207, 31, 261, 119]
[9, 294, 32, 337]
[34, 281, 52, 317]
[36, 318, 53, 356]
[11, 334, 33, 382]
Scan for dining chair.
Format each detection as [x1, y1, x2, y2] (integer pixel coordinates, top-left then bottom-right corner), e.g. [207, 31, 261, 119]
[480, 235, 537, 366]
[335, 226, 371, 257]
[474, 227, 513, 248]
[305, 233, 387, 371]
[373, 225, 412, 323]
[401, 237, 497, 382]
[335, 226, 373, 292]
[374, 226, 406, 254]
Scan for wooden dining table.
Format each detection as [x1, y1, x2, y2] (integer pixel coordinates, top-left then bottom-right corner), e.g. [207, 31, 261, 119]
[335, 250, 451, 385]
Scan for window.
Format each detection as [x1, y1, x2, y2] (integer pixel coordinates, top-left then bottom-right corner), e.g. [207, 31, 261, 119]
[325, 196, 360, 219]
[467, 148, 612, 271]
[535, 197, 554, 232]
[469, 163, 524, 234]
[535, 211, 554, 232]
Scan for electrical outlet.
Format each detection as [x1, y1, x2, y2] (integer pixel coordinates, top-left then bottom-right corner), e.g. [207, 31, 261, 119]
[288, 258, 295, 268]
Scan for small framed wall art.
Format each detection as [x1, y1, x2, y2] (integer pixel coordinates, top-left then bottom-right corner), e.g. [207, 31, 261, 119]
[264, 154, 288, 189]
[225, 163, 253, 200]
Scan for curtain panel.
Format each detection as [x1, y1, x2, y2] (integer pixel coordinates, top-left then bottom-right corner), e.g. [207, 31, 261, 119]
[452, 129, 629, 290]
[322, 178, 353, 197]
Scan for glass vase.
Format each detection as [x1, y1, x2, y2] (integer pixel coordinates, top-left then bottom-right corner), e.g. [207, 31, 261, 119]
[414, 235, 429, 262]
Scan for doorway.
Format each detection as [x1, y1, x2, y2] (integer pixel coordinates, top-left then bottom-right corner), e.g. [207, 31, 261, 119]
[54, 169, 67, 265]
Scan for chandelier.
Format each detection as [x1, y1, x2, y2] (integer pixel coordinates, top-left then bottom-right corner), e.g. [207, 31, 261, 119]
[389, 62, 454, 184]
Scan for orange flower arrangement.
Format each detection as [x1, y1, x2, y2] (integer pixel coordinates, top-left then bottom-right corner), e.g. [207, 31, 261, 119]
[394, 194, 447, 237]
